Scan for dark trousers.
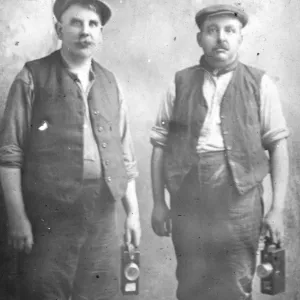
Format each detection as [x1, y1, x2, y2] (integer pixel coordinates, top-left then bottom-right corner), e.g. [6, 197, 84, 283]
[171, 151, 263, 300]
[19, 179, 119, 300]
[0, 193, 20, 300]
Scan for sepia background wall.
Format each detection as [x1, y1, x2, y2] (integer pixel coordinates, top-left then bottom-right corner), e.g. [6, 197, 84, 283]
[0, 0, 299, 299]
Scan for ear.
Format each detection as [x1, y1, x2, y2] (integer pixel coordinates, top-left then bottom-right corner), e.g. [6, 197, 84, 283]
[237, 32, 243, 48]
[55, 22, 63, 40]
[239, 34, 244, 45]
[196, 32, 203, 48]
[238, 23, 243, 45]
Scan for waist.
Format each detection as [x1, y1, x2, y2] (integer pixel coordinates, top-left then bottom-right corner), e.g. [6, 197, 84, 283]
[80, 177, 110, 201]
[196, 118, 225, 153]
[197, 150, 228, 172]
[82, 177, 105, 185]
[197, 150, 226, 160]
[83, 159, 102, 180]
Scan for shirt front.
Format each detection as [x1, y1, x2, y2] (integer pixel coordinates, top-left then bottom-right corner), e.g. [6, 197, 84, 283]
[150, 68, 289, 152]
[68, 62, 102, 179]
[0, 59, 138, 181]
[197, 71, 233, 152]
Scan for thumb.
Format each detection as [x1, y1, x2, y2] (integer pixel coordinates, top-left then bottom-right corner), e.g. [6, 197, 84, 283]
[131, 231, 138, 248]
[260, 222, 267, 237]
[165, 217, 172, 236]
[24, 233, 34, 254]
[261, 217, 271, 237]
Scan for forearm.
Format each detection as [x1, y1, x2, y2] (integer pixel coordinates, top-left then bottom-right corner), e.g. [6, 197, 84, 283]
[268, 138, 289, 212]
[122, 179, 140, 217]
[151, 146, 166, 206]
[0, 166, 27, 220]
[0, 66, 33, 217]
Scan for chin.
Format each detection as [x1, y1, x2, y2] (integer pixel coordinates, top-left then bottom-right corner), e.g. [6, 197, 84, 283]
[213, 53, 229, 62]
[76, 49, 93, 59]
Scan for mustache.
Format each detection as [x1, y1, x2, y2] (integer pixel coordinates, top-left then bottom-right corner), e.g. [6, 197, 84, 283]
[78, 36, 95, 45]
[213, 43, 229, 51]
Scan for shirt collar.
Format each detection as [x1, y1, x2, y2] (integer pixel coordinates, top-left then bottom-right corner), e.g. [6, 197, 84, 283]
[199, 55, 239, 77]
[59, 50, 96, 82]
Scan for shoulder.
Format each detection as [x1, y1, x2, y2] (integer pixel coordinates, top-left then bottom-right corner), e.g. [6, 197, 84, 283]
[25, 50, 59, 69]
[237, 62, 265, 83]
[14, 65, 34, 86]
[260, 73, 277, 88]
[175, 64, 203, 77]
[175, 64, 204, 86]
[260, 74, 280, 99]
[92, 60, 117, 83]
[238, 62, 279, 93]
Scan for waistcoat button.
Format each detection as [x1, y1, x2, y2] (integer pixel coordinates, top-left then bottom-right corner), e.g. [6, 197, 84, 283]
[102, 142, 107, 148]
[107, 176, 112, 182]
[98, 126, 103, 132]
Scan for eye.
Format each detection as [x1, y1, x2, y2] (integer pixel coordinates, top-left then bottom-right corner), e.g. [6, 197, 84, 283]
[71, 19, 82, 27]
[225, 27, 236, 34]
[208, 27, 218, 34]
[90, 20, 100, 28]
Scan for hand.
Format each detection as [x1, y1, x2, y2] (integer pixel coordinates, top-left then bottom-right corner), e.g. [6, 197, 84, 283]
[8, 214, 33, 254]
[124, 213, 141, 248]
[261, 208, 284, 246]
[151, 203, 171, 237]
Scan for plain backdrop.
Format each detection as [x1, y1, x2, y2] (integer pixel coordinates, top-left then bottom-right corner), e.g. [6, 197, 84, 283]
[0, 0, 299, 299]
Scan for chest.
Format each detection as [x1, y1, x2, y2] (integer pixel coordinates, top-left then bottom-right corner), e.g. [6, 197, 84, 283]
[32, 70, 119, 128]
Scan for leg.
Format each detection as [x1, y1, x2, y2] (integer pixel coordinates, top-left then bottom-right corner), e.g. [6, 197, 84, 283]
[19, 206, 87, 300]
[171, 168, 209, 300]
[171, 153, 263, 300]
[71, 182, 119, 300]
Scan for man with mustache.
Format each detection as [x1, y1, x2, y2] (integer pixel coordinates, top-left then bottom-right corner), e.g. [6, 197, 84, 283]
[0, 0, 141, 299]
[150, 4, 289, 300]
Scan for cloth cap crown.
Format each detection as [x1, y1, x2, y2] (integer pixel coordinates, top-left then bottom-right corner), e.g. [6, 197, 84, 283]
[53, 0, 112, 25]
[195, 4, 248, 29]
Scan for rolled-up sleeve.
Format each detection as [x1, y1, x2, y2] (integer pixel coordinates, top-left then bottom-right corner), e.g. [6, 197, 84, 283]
[150, 79, 176, 147]
[260, 74, 289, 149]
[0, 67, 33, 168]
[117, 80, 139, 181]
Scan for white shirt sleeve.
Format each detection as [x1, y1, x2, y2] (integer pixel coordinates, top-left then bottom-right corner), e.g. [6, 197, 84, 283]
[260, 74, 289, 149]
[114, 77, 139, 180]
[150, 79, 176, 147]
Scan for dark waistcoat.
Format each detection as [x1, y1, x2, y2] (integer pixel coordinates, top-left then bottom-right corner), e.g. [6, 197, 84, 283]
[164, 62, 269, 195]
[22, 50, 128, 202]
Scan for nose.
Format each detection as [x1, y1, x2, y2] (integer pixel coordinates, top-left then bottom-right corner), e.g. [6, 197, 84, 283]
[217, 29, 226, 42]
[81, 22, 90, 35]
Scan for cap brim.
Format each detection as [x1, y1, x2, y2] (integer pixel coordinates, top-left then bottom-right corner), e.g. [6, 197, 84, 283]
[97, 0, 112, 26]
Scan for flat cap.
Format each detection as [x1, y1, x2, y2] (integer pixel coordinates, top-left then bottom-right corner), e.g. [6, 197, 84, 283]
[195, 4, 248, 29]
[53, 0, 112, 26]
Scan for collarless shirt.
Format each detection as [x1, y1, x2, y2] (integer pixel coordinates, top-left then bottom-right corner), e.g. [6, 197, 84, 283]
[197, 71, 233, 152]
[0, 59, 138, 182]
[150, 68, 289, 152]
[70, 65, 102, 179]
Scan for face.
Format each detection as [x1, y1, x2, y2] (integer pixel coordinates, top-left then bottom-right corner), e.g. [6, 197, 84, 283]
[197, 14, 243, 65]
[56, 4, 103, 60]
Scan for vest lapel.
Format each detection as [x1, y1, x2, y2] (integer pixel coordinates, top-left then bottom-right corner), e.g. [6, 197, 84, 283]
[88, 61, 116, 123]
